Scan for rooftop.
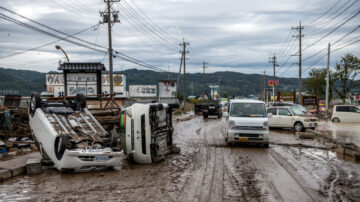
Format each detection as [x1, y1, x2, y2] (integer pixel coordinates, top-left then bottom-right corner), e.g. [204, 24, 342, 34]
[58, 62, 106, 72]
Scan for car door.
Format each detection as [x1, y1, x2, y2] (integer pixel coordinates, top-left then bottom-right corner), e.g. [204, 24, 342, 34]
[335, 106, 348, 122]
[267, 108, 278, 127]
[278, 108, 294, 127]
[348, 106, 360, 122]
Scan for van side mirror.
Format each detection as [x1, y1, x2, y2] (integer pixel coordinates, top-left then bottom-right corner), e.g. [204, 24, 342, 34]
[267, 113, 273, 118]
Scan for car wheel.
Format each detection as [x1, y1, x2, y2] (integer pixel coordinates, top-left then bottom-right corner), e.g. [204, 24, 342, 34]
[76, 94, 87, 109]
[29, 93, 41, 117]
[110, 130, 118, 148]
[294, 122, 304, 132]
[263, 143, 269, 148]
[54, 135, 68, 160]
[332, 118, 340, 123]
[203, 114, 208, 119]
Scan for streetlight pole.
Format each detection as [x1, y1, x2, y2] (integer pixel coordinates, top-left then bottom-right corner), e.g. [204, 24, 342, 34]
[55, 45, 69, 62]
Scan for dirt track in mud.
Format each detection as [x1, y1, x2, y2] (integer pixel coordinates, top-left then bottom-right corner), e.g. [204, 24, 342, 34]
[1, 116, 360, 201]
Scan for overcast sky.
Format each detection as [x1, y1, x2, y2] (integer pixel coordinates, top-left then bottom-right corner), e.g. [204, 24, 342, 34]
[0, 0, 359, 78]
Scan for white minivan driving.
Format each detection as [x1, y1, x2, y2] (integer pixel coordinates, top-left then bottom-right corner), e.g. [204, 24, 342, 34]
[226, 99, 269, 147]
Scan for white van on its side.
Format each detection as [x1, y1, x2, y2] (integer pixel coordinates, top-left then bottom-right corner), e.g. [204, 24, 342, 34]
[226, 99, 269, 147]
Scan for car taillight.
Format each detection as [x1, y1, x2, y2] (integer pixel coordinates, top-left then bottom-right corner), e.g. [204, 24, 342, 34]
[120, 114, 126, 128]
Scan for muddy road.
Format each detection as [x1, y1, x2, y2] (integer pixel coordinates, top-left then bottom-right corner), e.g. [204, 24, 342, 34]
[1, 116, 360, 201]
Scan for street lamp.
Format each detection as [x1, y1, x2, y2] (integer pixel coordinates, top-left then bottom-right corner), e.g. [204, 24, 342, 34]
[55, 45, 69, 63]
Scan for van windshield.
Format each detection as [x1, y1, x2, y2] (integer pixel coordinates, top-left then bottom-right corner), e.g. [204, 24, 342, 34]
[230, 103, 266, 117]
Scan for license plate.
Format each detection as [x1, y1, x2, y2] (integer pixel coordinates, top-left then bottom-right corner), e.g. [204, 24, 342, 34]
[95, 156, 108, 161]
[310, 123, 317, 127]
[238, 137, 248, 142]
[209, 106, 215, 109]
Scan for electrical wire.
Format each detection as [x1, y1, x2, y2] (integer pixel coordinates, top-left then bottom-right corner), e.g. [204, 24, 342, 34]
[0, 12, 165, 72]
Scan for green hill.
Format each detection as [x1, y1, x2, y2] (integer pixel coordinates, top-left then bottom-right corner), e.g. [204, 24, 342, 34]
[0, 67, 46, 96]
[0, 67, 299, 97]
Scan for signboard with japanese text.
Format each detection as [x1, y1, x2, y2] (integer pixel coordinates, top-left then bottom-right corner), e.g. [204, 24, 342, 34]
[46, 73, 126, 98]
[129, 85, 157, 98]
[66, 73, 98, 97]
[302, 96, 318, 106]
[159, 80, 177, 98]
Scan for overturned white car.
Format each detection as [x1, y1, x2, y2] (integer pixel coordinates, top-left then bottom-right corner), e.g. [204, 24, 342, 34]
[120, 103, 180, 164]
[29, 94, 122, 172]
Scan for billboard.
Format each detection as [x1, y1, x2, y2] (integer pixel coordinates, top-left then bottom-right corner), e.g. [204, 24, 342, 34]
[46, 73, 65, 97]
[159, 80, 177, 98]
[101, 74, 126, 98]
[66, 73, 98, 97]
[129, 85, 157, 98]
[46, 73, 126, 98]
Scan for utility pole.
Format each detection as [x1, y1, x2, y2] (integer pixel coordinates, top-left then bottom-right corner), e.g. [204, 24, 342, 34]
[179, 39, 189, 103]
[176, 51, 184, 98]
[212, 73, 215, 100]
[292, 21, 304, 104]
[263, 70, 266, 101]
[269, 55, 278, 104]
[325, 43, 331, 118]
[101, 0, 120, 102]
[202, 62, 208, 99]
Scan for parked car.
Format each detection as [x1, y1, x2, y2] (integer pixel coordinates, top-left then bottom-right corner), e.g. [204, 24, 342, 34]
[220, 100, 229, 112]
[331, 105, 360, 123]
[267, 105, 318, 132]
[226, 99, 269, 147]
[120, 103, 180, 164]
[202, 100, 222, 118]
[29, 94, 122, 172]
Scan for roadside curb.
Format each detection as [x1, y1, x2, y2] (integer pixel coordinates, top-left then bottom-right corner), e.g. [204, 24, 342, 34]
[0, 152, 41, 182]
[309, 130, 360, 161]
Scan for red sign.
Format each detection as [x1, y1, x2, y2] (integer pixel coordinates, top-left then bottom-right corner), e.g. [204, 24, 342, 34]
[268, 80, 274, 86]
[268, 80, 279, 86]
[275, 80, 279, 86]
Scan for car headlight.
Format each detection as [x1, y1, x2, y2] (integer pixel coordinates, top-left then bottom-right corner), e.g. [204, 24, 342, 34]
[304, 119, 311, 122]
[263, 121, 269, 130]
[229, 120, 236, 129]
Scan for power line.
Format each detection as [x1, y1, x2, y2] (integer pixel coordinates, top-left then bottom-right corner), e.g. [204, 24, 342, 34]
[122, 0, 179, 44]
[303, 10, 360, 52]
[0, 11, 165, 72]
[309, 1, 359, 35]
[305, 0, 342, 26]
[127, 0, 179, 43]
[0, 24, 98, 59]
[117, 3, 178, 51]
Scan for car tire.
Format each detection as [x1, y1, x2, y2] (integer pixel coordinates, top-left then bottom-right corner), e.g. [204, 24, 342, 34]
[332, 118, 340, 123]
[76, 94, 87, 109]
[203, 114, 208, 119]
[110, 130, 118, 148]
[263, 143, 269, 148]
[294, 122, 304, 132]
[29, 93, 41, 117]
[54, 135, 68, 160]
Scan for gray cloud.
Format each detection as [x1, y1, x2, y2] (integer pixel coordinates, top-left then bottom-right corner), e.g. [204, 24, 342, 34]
[0, 0, 359, 78]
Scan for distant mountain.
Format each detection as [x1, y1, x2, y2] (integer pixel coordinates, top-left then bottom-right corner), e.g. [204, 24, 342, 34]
[0, 67, 299, 97]
[124, 69, 299, 97]
[0, 67, 46, 96]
